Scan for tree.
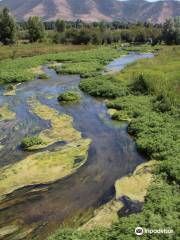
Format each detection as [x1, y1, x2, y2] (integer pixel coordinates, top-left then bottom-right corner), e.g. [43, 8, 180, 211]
[174, 17, 180, 45]
[163, 17, 180, 45]
[27, 16, 45, 42]
[0, 7, 17, 45]
[163, 18, 176, 44]
[55, 19, 65, 32]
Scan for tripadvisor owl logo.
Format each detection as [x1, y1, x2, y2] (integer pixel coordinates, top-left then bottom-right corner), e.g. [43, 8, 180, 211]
[135, 227, 144, 236]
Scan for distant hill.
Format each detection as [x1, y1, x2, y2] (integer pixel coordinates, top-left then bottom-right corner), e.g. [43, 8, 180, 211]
[0, 0, 180, 23]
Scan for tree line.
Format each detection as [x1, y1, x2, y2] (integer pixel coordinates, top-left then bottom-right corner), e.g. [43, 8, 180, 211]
[0, 7, 180, 45]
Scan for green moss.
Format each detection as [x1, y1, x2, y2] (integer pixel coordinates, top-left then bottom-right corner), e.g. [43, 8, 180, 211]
[58, 91, 81, 103]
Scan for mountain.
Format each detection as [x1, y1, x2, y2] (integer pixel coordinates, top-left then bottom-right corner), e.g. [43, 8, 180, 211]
[0, 0, 180, 23]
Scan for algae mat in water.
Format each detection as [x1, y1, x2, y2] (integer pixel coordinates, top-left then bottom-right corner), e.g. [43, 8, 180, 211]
[0, 101, 91, 196]
[0, 104, 16, 121]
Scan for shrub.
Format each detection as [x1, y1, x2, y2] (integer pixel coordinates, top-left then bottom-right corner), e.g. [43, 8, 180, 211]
[153, 94, 172, 112]
[58, 91, 81, 102]
[130, 73, 149, 94]
[80, 76, 129, 98]
[21, 135, 44, 149]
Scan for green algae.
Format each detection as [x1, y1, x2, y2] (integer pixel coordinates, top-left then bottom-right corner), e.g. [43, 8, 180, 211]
[0, 101, 91, 196]
[0, 104, 16, 121]
[3, 84, 17, 96]
[115, 161, 157, 202]
[27, 99, 82, 150]
[80, 200, 123, 230]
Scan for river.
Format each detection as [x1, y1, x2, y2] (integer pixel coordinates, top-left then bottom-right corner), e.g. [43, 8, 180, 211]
[0, 52, 153, 239]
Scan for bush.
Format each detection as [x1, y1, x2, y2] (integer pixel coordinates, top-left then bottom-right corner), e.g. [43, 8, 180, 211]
[153, 94, 172, 112]
[130, 73, 149, 94]
[58, 91, 81, 102]
[80, 76, 129, 98]
[21, 135, 44, 149]
[158, 156, 180, 184]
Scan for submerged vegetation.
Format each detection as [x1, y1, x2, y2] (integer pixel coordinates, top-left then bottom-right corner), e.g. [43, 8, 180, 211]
[0, 104, 16, 121]
[28, 99, 82, 149]
[0, 101, 91, 197]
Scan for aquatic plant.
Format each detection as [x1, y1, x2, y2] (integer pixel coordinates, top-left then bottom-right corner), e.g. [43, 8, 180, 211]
[58, 91, 81, 102]
[0, 101, 91, 196]
[0, 104, 16, 120]
[21, 135, 44, 149]
[38, 73, 50, 79]
[80, 75, 129, 98]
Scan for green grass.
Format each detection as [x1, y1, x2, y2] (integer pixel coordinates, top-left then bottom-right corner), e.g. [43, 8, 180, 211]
[0, 45, 122, 84]
[0, 43, 95, 61]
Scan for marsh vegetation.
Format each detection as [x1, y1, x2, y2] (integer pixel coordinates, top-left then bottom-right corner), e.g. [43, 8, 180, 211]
[0, 8, 179, 239]
[58, 91, 81, 103]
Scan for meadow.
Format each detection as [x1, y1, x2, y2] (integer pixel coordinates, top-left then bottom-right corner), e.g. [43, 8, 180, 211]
[0, 45, 122, 84]
[0, 43, 95, 60]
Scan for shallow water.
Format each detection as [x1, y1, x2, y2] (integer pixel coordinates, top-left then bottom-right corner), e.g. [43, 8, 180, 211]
[106, 52, 154, 72]
[0, 53, 153, 239]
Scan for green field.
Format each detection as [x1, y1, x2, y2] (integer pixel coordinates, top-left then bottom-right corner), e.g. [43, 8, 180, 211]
[0, 45, 123, 84]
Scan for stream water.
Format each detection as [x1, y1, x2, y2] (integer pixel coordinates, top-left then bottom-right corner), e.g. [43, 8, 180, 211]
[0, 52, 153, 239]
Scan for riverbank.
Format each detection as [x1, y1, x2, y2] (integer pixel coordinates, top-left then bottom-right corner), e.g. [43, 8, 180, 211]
[50, 46, 180, 239]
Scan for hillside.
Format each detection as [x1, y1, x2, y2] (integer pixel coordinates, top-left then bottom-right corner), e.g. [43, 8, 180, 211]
[0, 0, 180, 23]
